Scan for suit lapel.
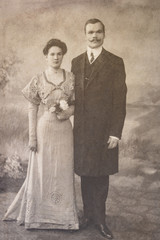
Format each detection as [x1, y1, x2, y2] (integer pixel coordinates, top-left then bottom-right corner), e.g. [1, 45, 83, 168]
[78, 53, 86, 92]
[85, 48, 108, 89]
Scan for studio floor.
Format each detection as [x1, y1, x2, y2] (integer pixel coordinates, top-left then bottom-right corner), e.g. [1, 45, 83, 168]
[0, 155, 160, 240]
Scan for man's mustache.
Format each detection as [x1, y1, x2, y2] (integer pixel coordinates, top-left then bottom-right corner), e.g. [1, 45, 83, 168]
[90, 39, 101, 42]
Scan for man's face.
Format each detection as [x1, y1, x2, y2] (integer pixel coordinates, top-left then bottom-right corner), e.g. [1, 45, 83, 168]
[85, 22, 105, 49]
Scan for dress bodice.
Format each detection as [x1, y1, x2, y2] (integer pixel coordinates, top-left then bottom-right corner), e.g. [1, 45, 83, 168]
[22, 70, 75, 111]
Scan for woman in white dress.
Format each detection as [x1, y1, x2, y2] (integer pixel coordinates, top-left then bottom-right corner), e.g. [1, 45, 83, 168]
[3, 39, 79, 230]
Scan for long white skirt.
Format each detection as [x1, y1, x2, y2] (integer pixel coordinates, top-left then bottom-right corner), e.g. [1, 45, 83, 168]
[3, 111, 79, 230]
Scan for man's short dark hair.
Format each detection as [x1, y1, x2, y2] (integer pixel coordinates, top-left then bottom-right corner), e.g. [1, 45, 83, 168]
[43, 39, 67, 55]
[84, 18, 105, 33]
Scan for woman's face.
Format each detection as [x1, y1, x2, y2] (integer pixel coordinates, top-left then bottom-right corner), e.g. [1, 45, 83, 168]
[46, 46, 63, 69]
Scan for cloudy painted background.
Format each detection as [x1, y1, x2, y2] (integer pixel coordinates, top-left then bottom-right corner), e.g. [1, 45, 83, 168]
[0, 0, 159, 104]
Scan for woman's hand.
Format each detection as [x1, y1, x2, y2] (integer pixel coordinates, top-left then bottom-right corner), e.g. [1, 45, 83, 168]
[57, 105, 74, 120]
[29, 142, 37, 152]
[57, 110, 69, 120]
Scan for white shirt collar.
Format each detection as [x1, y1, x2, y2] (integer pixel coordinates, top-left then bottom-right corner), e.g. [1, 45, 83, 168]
[87, 46, 103, 62]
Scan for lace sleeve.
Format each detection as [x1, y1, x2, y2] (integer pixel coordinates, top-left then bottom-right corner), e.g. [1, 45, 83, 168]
[22, 76, 41, 105]
[28, 102, 38, 147]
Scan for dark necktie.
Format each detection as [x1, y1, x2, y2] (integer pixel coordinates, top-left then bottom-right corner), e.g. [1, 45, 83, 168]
[90, 52, 94, 64]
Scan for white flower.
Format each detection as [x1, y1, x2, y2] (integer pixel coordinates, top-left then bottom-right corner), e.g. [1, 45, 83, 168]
[43, 99, 47, 104]
[49, 106, 56, 113]
[59, 100, 69, 111]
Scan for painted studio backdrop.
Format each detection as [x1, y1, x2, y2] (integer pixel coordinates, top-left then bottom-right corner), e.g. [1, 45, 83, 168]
[0, 0, 160, 239]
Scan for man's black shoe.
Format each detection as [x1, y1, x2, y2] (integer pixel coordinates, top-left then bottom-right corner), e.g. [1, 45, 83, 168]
[96, 224, 113, 239]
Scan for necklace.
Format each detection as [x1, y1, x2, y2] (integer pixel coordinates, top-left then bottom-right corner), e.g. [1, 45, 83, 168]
[49, 69, 60, 74]
[45, 69, 64, 85]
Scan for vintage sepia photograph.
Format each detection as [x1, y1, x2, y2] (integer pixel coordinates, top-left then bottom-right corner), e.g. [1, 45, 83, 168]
[0, 0, 160, 239]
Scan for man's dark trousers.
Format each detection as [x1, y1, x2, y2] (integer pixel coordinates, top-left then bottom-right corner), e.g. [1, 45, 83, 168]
[81, 175, 109, 225]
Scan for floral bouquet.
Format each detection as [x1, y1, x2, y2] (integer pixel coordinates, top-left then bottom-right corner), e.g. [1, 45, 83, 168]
[45, 96, 74, 120]
[49, 99, 69, 114]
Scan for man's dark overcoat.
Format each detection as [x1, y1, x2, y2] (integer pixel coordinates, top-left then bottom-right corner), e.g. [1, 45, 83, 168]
[71, 48, 127, 176]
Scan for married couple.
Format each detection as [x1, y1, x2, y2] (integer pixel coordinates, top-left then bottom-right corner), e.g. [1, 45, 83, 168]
[3, 18, 127, 239]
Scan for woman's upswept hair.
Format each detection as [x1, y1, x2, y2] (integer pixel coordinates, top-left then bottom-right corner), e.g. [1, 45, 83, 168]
[43, 39, 67, 55]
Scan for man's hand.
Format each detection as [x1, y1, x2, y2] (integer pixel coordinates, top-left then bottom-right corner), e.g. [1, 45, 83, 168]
[107, 136, 119, 149]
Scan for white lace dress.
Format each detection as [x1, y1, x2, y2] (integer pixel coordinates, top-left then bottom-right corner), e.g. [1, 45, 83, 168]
[3, 70, 79, 230]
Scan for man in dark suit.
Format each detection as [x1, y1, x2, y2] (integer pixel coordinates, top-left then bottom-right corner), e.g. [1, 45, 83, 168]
[71, 18, 127, 239]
